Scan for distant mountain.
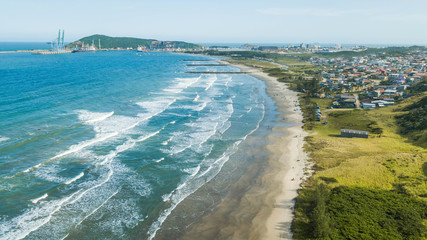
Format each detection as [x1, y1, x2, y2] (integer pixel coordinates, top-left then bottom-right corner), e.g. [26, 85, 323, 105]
[66, 34, 202, 50]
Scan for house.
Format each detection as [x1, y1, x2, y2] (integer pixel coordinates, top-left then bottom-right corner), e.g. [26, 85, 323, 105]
[383, 89, 397, 96]
[341, 129, 369, 138]
[361, 103, 376, 109]
[396, 85, 409, 91]
[335, 94, 357, 108]
[371, 100, 394, 108]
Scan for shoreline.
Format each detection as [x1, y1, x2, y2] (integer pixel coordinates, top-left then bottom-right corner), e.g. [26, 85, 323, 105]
[180, 59, 310, 239]
[230, 62, 310, 239]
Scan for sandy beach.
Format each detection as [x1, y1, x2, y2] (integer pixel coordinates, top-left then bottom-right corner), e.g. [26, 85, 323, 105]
[180, 61, 310, 239]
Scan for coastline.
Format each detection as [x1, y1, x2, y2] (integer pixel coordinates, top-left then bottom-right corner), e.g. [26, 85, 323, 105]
[231, 62, 310, 239]
[180, 59, 310, 239]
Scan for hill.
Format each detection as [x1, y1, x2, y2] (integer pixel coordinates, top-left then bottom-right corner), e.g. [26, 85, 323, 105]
[66, 34, 202, 50]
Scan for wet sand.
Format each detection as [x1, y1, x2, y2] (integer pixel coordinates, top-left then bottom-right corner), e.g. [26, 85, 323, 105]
[180, 61, 310, 239]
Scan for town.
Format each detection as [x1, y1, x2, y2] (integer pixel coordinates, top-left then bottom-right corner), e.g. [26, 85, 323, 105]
[196, 44, 426, 114]
[310, 51, 426, 110]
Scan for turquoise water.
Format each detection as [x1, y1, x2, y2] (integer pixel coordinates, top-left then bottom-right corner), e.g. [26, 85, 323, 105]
[0, 51, 274, 239]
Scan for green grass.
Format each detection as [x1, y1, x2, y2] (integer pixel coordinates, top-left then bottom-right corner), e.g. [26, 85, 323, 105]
[394, 95, 427, 148]
[226, 59, 278, 69]
[293, 186, 427, 240]
[311, 98, 333, 110]
[220, 56, 427, 239]
[275, 56, 312, 66]
[293, 94, 427, 240]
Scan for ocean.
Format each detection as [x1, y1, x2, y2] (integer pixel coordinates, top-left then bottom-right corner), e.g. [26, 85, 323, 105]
[0, 42, 51, 51]
[0, 50, 278, 239]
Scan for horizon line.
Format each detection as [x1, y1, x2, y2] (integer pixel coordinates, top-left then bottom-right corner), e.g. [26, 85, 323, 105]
[1, 41, 427, 47]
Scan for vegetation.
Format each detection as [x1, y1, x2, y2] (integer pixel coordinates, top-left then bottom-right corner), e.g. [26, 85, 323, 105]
[409, 77, 427, 93]
[314, 46, 427, 58]
[196, 49, 427, 239]
[66, 34, 202, 50]
[195, 50, 312, 67]
[293, 94, 427, 239]
[395, 96, 427, 147]
[226, 58, 278, 69]
[295, 185, 427, 240]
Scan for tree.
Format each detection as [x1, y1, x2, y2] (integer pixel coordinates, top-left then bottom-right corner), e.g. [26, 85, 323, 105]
[312, 184, 331, 238]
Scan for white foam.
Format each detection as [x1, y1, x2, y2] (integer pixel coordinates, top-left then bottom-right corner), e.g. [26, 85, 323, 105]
[136, 128, 163, 142]
[65, 172, 84, 185]
[155, 158, 165, 163]
[136, 98, 177, 121]
[146, 87, 266, 240]
[95, 198, 146, 237]
[162, 193, 172, 202]
[3, 123, 161, 238]
[23, 163, 42, 173]
[30, 194, 48, 204]
[161, 136, 174, 146]
[183, 166, 200, 177]
[170, 98, 209, 112]
[193, 94, 200, 102]
[22, 111, 143, 174]
[33, 165, 67, 183]
[204, 76, 216, 91]
[147, 142, 240, 240]
[242, 103, 265, 141]
[0, 136, 9, 143]
[194, 102, 208, 112]
[163, 76, 201, 94]
[218, 121, 232, 135]
[163, 98, 233, 156]
[90, 114, 140, 135]
[17, 111, 141, 176]
[2, 189, 83, 240]
[2, 73, 267, 239]
[147, 99, 240, 239]
[51, 132, 119, 161]
[76, 110, 114, 124]
[74, 190, 119, 227]
[2, 77, 221, 238]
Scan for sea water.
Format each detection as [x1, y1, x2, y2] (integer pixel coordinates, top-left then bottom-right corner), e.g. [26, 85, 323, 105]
[0, 50, 276, 239]
[0, 42, 50, 51]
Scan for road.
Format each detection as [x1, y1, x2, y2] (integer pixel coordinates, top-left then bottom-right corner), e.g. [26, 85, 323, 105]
[353, 93, 361, 109]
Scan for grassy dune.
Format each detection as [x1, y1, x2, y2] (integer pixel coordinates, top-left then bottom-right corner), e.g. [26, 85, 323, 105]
[293, 95, 427, 240]
[226, 59, 279, 69]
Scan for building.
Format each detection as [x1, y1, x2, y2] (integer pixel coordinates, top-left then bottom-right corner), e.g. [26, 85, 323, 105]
[341, 129, 369, 138]
[258, 46, 279, 51]
[334, 94, 357, 108]
[361, 103, 376, 109]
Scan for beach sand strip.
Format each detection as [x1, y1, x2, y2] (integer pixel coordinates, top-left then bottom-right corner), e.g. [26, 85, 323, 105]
[180, 61, 310, 240]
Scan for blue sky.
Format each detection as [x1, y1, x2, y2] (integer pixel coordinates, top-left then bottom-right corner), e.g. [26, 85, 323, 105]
[1, 0, 427, 44]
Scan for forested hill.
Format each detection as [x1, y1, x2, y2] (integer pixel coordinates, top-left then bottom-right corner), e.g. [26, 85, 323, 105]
[66, 34, 202, 50]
